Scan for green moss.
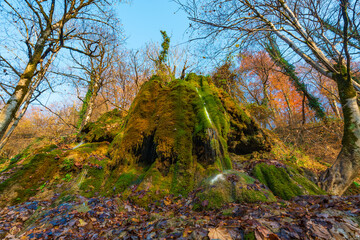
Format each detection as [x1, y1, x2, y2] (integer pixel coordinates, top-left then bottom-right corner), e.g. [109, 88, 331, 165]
[244, 232, 256, 240]
[222, 207, 234, 216]
[39, 144, 58, 153]
[253, 163, 302, 200]
[74, 142, 104, 153]
[236, 188, 276, 203]
[0, 150, 62, 204]
[252, 163, 324, 200]
[113, 172, 138, 193]
[292, 172, 326, 195]
[127, 166, 172, 207]
[79, 167, 104, 197]
[197, 170, 276, 209]
[81, 109, 125, 143]
[60, 158, 74, 171]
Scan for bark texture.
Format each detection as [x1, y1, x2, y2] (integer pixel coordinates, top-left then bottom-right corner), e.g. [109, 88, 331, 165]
[320, 74, 360, 195]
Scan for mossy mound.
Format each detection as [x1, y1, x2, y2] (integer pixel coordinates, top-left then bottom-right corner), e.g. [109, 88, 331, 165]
[79, 109, 125, 143]
[197, 170, 276, 209]
[0, 140, 111, 206]
[252, 162, 325, 200]
[107, 74, 271, 200]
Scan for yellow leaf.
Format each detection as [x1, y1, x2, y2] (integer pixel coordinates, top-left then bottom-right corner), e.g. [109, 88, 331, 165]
[208, 227, 233, 240]
[164, 199, 171, 206]
[78, 219, 88, 227]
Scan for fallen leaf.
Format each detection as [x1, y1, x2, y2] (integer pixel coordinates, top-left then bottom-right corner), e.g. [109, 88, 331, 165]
[254, 226, 280, 240]
[208, 227, 233, 240]
[78, 219, 88, 227]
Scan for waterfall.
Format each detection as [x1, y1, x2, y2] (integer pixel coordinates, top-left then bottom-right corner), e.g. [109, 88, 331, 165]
[196, 88, 222, 162]
[195, 88, 213, 125]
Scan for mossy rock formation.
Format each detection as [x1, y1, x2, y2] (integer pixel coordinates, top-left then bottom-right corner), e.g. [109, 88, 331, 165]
[252, 162, 326, 200]
[106, 74, 271, 200]
[0, 74, 325, 207]
[197, 170, 276, 209]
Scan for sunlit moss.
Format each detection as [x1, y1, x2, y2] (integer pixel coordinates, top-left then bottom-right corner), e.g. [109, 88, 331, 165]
[197, 170, 276, 209]
[252, 163, 324, 200]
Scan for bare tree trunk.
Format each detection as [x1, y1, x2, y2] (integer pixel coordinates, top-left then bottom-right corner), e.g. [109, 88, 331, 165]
[327, 87, 341, 119]
[0, 101, 29, 151]
[320, 74, 360, 195]
[0, 50, 57, 152]
[77, 78, 100, 133]
[281, 90, 293, 126]
[329, 98, 341, 119]
[0, 30, 50, 142]
[302, 94, 306, 125]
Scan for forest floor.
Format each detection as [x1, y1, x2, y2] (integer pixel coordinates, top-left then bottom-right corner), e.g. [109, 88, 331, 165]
[1, 192, 360, 240]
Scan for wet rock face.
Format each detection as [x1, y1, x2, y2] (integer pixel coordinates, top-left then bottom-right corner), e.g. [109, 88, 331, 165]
[192, 128, 225, 167]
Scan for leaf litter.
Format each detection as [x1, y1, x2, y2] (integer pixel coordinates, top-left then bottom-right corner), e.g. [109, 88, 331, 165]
[1, 193, 360, 239]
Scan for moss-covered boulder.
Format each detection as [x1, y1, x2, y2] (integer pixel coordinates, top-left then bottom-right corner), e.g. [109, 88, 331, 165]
[0, 74, 272, 206]
[197, 170, 276, 209]
[79, 109, 125, 143]
[252, 162, 325, 200]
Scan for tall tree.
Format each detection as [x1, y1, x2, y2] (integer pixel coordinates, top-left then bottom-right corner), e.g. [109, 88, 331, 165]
[0, 0, 117, 147]
[177, 0, 360, 194]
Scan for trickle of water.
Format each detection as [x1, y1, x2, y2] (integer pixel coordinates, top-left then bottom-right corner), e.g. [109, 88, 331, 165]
[210, 173, 225, 185]
[196, 87, 222, 162]
[77, 169, 88, 188]
[203, 106, 213, 125]
[72, 141, 84, 150]
[196, 88, 213, 125]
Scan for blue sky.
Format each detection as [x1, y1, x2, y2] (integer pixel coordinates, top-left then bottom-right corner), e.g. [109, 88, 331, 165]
[116, 0, 191, 49]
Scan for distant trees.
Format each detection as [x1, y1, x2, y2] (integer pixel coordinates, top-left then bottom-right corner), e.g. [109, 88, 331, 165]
[177, 0, 360, 194]
[0, 0, 118, 149]
[238, 51, 310, 128]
